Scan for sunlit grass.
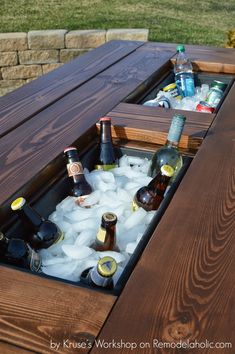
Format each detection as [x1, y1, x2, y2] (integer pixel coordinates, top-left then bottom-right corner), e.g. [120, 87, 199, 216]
[1, 0, 234, 46]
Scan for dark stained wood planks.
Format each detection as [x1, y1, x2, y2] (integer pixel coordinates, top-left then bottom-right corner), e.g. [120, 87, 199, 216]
[103, 102, 215, 150]
[0, 341, 38, 354]
[0, 266, 116, 354]
[0, 44, 175, 207]
[0, 40, 144, 138]
[90, 84, 235, 353]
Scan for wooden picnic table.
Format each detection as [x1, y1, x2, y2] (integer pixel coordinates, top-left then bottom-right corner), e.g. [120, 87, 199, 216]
[0, 40, 234, 354]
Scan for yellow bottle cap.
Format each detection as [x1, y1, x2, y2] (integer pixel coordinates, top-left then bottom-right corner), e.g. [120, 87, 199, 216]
[97, 256, 117, 277]
[161, 164, 174, 177]
[11, 197, 26, 211]
[163, 83, 177, 91]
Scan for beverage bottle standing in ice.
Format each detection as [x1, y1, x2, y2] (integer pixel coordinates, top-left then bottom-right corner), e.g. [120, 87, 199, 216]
[148, 114, 186, 179]
[95, 117, 118, 171]
[11, 197, 64, 250]
[80, 256, 117, 289]
[92, 212, 119, 252]
[64, 146, 92, 202]
[174, 45, 195, 97]
[0, 232, 41, 272]
[133, 164, 174, 212]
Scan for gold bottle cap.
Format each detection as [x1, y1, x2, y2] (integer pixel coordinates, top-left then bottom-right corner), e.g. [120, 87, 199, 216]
[11, 197, 26, 211]
[97, 256, 117, 277]
[160, 164, 174, 177]
[163, 83, 177, 91]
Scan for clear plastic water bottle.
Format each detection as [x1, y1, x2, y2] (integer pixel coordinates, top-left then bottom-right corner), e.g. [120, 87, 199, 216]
[174, 45, 195, 97]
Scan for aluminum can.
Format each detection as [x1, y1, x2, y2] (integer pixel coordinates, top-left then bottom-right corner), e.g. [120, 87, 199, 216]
[205, 80, 227, 108]
[196, 101, 215, 113]
[163, 83, 181, 99]
[156, 95, 171, 108]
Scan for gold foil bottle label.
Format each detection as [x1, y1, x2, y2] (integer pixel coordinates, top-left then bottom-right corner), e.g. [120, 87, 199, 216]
[132, 200, 139, 212]
[67, 162, 83, 177]
[96, 228, 106, 243]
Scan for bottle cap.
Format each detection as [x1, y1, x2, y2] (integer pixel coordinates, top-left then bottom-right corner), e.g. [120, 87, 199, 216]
[63, 146, 77, 154]
[176, 45, 185, 52]
[163, 83, 177, 91]
[161, 164, 174, 177]
[11, 197, 26, 211]
[100, 117, 111, 122]
[97, 256, 117, 277]
[102, 212, 117, 226]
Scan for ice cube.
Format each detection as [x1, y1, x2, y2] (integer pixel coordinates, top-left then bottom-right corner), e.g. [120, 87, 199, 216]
[124, 169, 146, 179]
[134, 176, 152, 186]
[117, 224, 145, 250]
[62, 245, 93, 259]
[128, 156, 145, 166]
[116, 188, 132, 203]
[72, 218, 98, 233]
[124, 208, 147, 229]
[97, 251, 126, 264]
[75, 229, 96, 247]
[56, 196, 77, 213]
[119, 155, 129, 167]
[115, 175, 130, 188]
[201, 84, 210, 100]
[96, 180, 116, 192]
[111, 166, 132, 176]
[112, 266, 124, 286]
[79, 190, 101, 207]
[100, 171, 115, 184]
[64, 207, 94, 223]
[42, 260, 79, 280]
[126, 242, 138, 254]
[42, 256, 71, 266]
[144, 211, 156, 225]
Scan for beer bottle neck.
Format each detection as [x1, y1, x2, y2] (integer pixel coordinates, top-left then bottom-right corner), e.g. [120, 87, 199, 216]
[100, 122, 112, 143]
[148, 173, 171, 192]
[19, 204, 43, 228]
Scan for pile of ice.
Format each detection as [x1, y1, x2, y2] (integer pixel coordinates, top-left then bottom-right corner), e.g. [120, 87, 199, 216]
[144, 84, 210, 112]
[39, 155, 157, 285]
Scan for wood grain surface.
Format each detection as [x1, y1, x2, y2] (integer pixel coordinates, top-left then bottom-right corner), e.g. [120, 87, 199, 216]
[103, 102, 215, 150]
[0, 44, 174, 207]
[90, 84, 235, 353]
[0, 341, 38, 354]
[0, 266, 116, 354]
[0, 40, 144, 138]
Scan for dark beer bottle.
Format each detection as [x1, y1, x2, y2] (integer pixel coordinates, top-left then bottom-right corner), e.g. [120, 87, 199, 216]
[0, 232, 41, 272]
[11, 197, 64, 250]
[64, 146, 92, 203]
[80, 256, 117, 289]
[95, 117, 118, 170]
[92, 212, 119, 252]
[133, 164, 174, 212]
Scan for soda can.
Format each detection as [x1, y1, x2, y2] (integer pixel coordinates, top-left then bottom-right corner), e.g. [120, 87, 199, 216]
[163, 83, 181, 99]
[196, 101, 215, 113]
[156, 95, 171, 108]
[205, 80, 227, 108]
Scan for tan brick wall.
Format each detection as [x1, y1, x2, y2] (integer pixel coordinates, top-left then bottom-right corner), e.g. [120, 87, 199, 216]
[0, 28, 149, 96]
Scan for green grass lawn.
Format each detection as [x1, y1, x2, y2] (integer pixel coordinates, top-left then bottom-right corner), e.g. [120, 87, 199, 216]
[1, 0, 235, 47]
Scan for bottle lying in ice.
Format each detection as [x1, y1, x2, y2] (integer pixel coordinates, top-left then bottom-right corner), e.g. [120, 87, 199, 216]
[148, 114, 186, 179]
[80, 256, 117, 289]
[95, 117, 118, 171]
[64, 146, 93, 203]
[174, 44, 195, 97]
[133, 164, 174, 212]
[11, 197, 64, 250]
[0, 232, 41, 272]
[92, 212, 120, 252]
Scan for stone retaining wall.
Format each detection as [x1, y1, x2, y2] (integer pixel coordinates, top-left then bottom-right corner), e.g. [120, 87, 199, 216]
[0, 29, 149, 96]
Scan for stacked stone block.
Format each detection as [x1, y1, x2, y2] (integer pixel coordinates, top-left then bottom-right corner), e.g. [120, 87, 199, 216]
[0, 29, 149, 96]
